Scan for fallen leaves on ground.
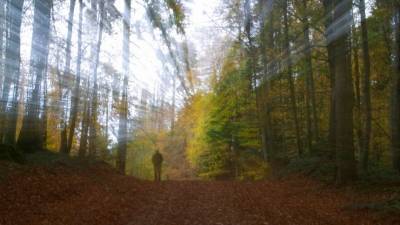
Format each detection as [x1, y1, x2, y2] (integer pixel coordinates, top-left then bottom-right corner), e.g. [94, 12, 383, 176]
[0, 161, 399, 225]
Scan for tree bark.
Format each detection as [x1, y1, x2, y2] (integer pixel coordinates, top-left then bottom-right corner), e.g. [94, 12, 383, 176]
[359, 0, 372, 173]
[302, 0, 319, 152]
[56, 50, 68, 153]
[42, 61, 48, 150]
[391, 3, 400, 173]
[331, 0, 357, 184]
[79, 78, 91, 157]
[352, 25, 363, 155]
[117, 0, 131, 174]
[259, 31, 270, 162]
[283, 0, 303, 156]
[17, 0, 52, 153]
[0, 0, 5, 92]
[60, 0, 76, 154]
[1, 0, 24, 145]
[88, 0, 105, 157]
[323, 0, 336, 160]
[259, 0, 274, 161]
[66, 0, 83, 154]
[171, 75, 176, 130]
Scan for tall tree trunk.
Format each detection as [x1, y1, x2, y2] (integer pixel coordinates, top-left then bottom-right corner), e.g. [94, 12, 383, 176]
[64, 0, 75, 75]
[0, 0, 6, 97]
[0, 0, 13, 140]
[352, 25, 362, 155]
[259, 0, 274, 162]
[259, 29, 270, 162]
[391, 3, 400, 173]
[171, 75, 176, 130]
[246, 0, 266, 163]
[117, 0, 131, 174]
[1, 0, 24, 145]
[266, 10, 275, 157]
[88, 0, 105, 157]
[105, 90, 109, 145]
[302, 0, 319, 152]
[244, 0, 255, 91]
[66, 0, 83, 153]
[5, 75, 21, 145]
[56, 51, 67, 153]
[305, 83, 313, 152]
[17, 0, 52, 153]
[79, 79, 90, 158]
[359, 0, 372, 173]
[283, 0, 303, 156]
[331, 0, 357, 184]
[323, 0, 336, 160]
[60, 0, 76, 154]
[42, 63, 48, 149]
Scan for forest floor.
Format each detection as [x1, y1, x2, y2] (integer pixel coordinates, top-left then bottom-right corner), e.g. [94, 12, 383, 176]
[0, 157, 399, 225]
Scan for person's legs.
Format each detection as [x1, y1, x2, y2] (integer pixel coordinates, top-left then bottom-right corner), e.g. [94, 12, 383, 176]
[154, 166, 157, 181]
[156, 166, 161, 181]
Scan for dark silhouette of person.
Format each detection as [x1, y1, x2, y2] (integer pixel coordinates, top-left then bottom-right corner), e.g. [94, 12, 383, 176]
[152, 150, 163, 181]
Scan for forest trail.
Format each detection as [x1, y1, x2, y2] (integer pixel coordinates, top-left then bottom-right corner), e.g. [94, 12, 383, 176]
[0, 161, 398, 225]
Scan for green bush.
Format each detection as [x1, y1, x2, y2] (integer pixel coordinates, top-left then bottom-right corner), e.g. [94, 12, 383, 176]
[281, 156, 336, 182]
[0, 144, 26, 164]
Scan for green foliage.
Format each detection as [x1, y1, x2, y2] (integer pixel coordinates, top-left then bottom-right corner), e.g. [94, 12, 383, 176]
[359, 163, 400, 184]
[126, 130, 158, 180]
[182, 44, 265, 180]
[146, 0, 185, 34]
[288, 157, 336, 182]
[0, 144, 25, 164]
[185, 93, 212, 167]
[165, 0, 185, 33]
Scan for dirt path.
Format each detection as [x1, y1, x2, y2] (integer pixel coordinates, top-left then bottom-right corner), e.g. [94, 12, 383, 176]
[129, 181, 390, 225]
[0, 162, 398, 225]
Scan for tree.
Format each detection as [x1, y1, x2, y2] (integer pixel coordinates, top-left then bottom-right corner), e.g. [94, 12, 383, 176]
[59, 0, 77, 154]
[0, 0, 5, 87]
[1, 0, 24, 145]
[88, 0, 105, 157]
[358, 0, 372, 173]
[117, 0, 131, 174]
[300, 0, 319, 151]
[391, 2, 400, 173]
[330, 0, 357, 184]
[323, 0, 337, 160]
[66, 0, 83, 154]
[352, 23, 363, 154]
[17, 0, 53, 153]
[79, 79, 91, 157]
[258, 0, 274, 162]
[283, 0, 303, 156]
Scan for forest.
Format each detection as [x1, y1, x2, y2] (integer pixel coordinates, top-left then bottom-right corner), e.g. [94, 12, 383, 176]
[0, 0, 400, 224]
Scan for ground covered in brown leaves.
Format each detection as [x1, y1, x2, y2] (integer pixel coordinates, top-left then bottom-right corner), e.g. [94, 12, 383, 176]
[0, 161, 399, 225]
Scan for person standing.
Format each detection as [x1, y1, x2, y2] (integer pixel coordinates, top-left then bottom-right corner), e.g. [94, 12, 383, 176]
[152, 150, 163, 181]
